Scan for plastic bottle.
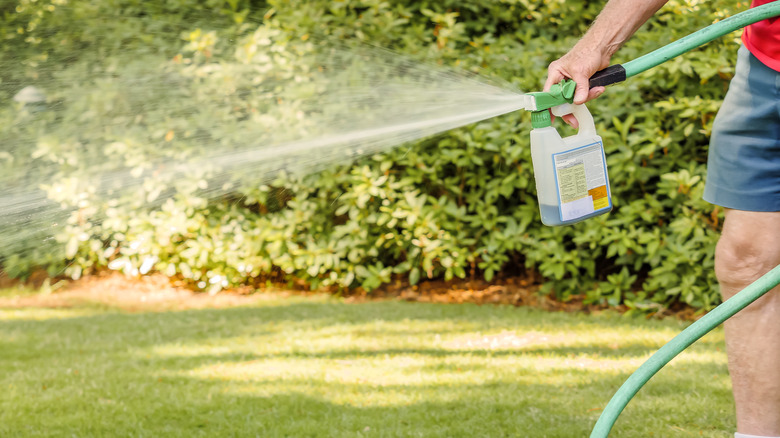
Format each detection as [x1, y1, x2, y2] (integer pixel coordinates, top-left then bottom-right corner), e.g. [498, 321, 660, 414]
[530, 103, 612, 226]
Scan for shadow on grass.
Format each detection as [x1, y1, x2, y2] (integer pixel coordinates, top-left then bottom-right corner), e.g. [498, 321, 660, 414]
[0, 298, 732, 437]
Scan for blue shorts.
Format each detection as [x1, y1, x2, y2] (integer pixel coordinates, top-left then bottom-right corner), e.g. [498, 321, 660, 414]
[704, 45, 780, 212]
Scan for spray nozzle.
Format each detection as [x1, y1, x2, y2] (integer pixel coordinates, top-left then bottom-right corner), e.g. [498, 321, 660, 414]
[526, 79, 576, 128]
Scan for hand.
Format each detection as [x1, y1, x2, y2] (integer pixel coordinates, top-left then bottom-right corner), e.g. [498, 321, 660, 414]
[544, 46, 609, 128]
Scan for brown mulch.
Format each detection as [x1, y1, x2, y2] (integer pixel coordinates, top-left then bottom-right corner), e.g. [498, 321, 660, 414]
[0, 272, 280, 312]
[0, 271, 697, 319]
[347, 275, 594, 313]
[0, 271, 561, 313]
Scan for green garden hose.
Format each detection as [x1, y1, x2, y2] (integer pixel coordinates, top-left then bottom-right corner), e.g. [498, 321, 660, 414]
[590, 265, 780, 437]
[588, 1, 780, 88]
[585, 3, 780, 436]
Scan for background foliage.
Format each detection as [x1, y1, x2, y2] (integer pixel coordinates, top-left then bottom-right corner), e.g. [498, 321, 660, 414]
[1, 0, 744, 312]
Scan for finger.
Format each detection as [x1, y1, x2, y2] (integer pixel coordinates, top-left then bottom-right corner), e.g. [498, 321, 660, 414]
[543, 75, 562, 92]
[544, 64, 566, 92]
[562, 114, 579, 129]
[572, 77, 591, 105]
[587, 86, 605, 101]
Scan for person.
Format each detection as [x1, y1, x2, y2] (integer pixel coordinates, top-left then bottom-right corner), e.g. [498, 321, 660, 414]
[544, 1, 780, 437]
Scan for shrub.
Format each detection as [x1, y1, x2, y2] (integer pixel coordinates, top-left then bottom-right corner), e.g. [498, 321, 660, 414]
[1, 0, 742, 311]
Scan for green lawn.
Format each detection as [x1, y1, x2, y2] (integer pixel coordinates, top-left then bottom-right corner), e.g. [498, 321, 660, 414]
[0, 293, 733, 437]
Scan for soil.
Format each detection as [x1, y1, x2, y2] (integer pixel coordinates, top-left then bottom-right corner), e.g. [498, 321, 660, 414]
[0, 271, 696, 319]
[0, 272, 275, 312]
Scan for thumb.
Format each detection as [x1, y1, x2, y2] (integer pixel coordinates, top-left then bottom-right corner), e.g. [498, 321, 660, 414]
[572, 77, 591, 105]
[544, 69, 564, 92]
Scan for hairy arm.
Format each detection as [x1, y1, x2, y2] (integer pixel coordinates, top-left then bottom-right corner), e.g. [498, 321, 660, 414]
[545, 0, 669, 106]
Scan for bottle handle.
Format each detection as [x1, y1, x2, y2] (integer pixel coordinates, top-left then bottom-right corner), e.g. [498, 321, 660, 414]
[550, 103, 597, 138]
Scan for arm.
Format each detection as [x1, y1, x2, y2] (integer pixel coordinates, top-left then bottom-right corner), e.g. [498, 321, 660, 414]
[545, 0, 669, 105]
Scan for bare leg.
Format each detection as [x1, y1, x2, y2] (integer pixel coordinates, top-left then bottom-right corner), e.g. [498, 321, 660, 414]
[716, 209, 780, 435]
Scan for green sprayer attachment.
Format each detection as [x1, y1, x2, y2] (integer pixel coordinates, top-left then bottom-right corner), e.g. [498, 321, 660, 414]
[525, 80, 576, 128]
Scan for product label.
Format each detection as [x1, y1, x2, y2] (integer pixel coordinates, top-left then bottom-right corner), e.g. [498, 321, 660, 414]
[552, 141, 611, 222]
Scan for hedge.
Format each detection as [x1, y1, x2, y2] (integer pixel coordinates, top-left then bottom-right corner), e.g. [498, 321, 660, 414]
[1, 0, 743, 312]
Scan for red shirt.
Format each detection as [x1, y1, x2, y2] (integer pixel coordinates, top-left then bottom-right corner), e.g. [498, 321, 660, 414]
[743, 0, 780, 71]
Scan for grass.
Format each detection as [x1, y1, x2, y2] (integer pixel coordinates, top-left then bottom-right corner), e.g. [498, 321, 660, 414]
[0, 285, 40, 299]
[0, 293, 733, 437]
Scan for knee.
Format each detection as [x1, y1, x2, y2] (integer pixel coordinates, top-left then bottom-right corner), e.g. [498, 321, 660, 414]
[716, 235, 780, 300]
